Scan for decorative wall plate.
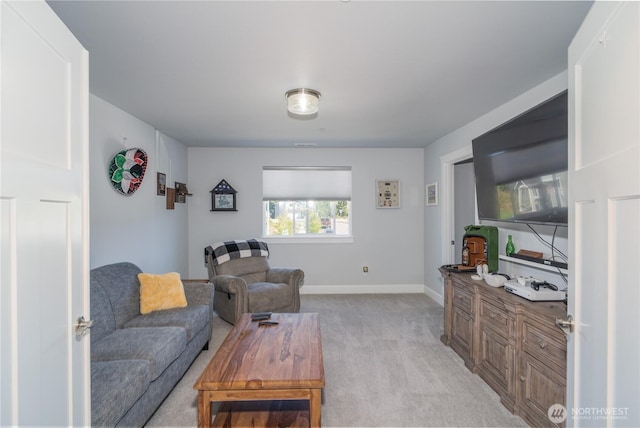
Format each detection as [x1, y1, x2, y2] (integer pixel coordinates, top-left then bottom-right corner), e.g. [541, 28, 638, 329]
[108, 148, 148, 195]
[376, 179, 400, 208]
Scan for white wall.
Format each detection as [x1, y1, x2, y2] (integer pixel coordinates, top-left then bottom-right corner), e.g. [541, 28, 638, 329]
[424, 72, 570, 301]
[187, 147, 424, 292]
[89, 95, 189, 274]
[90, 73, 570, 293]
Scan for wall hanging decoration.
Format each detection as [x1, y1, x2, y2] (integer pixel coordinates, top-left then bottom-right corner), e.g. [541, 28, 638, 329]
[166, 188, 175, 210]
[108, 147, 148, 196]
[376, 179, 400, 208]
[157, 172, 166, 196]
[175, 182, 191, 203]
[426, 182, 438, 206]
[210, 179, 237, 211]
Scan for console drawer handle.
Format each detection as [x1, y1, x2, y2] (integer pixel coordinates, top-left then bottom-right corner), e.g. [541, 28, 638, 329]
[490, 312, 497, 319]
[538, 339, 547, 349]
[520, 375, 526, 382]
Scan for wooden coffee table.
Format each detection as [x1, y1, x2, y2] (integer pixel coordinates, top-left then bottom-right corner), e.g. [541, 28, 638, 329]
[194, 313, 324, 427]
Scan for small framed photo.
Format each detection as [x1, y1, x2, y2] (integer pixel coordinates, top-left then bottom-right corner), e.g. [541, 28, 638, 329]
[376, 179, 400, 209]
[157, 172, 166, 196]
[426, 182, 438, 206]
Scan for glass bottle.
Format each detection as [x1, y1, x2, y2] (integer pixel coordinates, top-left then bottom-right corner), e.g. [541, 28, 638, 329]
[506, 235, 515, 256]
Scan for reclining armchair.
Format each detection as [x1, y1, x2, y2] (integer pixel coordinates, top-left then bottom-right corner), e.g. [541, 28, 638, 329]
[205, 240, 304, 324]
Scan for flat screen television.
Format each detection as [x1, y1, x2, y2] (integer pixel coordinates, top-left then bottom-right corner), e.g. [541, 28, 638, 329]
[472, 91, 568, 226]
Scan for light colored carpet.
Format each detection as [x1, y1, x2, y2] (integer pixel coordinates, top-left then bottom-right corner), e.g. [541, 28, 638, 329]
[145, 294, 528, 427]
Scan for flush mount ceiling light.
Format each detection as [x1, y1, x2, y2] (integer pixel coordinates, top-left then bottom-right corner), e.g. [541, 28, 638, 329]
[285, 88, 321, 116]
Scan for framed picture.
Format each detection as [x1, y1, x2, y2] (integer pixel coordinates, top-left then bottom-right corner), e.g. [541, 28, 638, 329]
[175, 182, 188, 203]
[426, 182, 438, 206]
[210, 179, 238, 211]
[157, 172, 166, 196]
[376, 179, 400, 209]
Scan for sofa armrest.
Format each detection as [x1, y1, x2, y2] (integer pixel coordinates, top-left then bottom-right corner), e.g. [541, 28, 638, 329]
[183, 282, 214, 310]
[266, 268, 304, 288]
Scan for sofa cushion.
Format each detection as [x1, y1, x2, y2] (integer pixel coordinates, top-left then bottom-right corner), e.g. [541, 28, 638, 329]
[124, 305, 210, 341]
[90, 262, 143, 328]
[138, 272, 188, 314]
[91, 359, 150, 427]
[91, 327, 186, 380]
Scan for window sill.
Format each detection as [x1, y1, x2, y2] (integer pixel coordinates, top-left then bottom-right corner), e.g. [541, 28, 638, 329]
[262, 235, 354, 244]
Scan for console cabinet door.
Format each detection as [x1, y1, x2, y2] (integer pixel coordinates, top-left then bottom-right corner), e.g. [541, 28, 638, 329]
[451, 304, 474, 368]
[477, 322, 515, 407]
[450, 283, 475, 369]
[519, 351, 566, 428]
[440, 276, 453, 345]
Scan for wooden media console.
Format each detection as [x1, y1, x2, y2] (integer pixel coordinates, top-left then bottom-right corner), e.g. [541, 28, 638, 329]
[439, 269, 567, 427]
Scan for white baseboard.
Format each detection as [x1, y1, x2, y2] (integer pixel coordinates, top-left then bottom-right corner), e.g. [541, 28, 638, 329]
[423, 285, 444, 307]
[300, 284, 425, 295]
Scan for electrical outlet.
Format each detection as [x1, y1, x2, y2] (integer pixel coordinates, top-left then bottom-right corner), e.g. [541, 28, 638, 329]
[362, 266, 369, 274]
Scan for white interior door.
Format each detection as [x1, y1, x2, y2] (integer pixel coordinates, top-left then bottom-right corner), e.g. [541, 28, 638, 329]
[1, 0, 90, 425]
[568, 1, 639, 427]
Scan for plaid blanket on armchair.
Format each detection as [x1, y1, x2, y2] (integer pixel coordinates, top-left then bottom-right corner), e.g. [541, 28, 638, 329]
[204, 239, 269, 266]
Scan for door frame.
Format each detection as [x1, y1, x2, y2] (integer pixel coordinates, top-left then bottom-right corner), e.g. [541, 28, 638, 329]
[440, 144, 474, 265]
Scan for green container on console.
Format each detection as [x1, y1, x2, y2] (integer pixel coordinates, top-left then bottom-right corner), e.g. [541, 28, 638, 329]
[463, 225, 499, 273]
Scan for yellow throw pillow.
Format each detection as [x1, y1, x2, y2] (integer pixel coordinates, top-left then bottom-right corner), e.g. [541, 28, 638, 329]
[138, 272, 188, 314]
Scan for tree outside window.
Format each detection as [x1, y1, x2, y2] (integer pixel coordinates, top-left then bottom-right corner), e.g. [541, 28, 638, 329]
[264, 200, 350, 236]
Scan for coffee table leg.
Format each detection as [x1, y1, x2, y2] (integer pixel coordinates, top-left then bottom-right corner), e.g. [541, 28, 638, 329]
[309, 388, 322, 427]
[197, 391, 211, 427]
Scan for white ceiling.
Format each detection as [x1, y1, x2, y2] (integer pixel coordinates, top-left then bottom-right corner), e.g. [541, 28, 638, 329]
[48, 0, 592, 149]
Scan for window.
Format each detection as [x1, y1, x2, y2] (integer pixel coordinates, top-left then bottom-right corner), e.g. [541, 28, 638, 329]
[263, 167, 351, 237]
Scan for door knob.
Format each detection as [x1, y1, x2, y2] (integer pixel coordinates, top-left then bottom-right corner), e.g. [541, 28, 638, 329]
[74, 316, 94, 337]
[555, 315, 574, 335]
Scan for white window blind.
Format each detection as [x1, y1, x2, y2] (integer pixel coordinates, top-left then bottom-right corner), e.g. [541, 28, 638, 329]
[263, 166, 352, 201]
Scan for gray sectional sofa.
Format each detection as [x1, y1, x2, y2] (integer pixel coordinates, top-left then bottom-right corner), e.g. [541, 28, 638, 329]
[90, 262, 213, 427]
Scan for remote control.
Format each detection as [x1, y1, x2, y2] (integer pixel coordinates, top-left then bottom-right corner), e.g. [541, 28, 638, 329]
[251, 312, 272, 321]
